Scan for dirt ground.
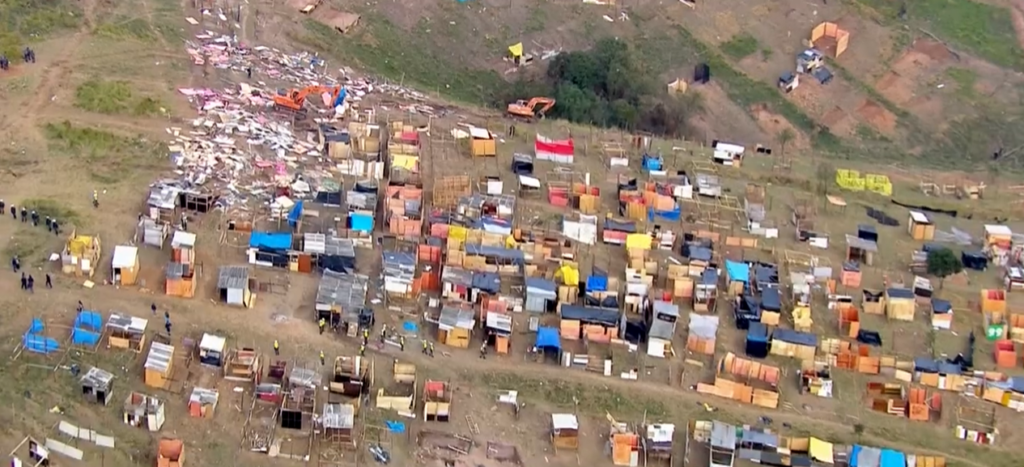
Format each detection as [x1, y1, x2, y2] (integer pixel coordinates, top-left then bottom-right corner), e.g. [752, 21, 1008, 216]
[1, 1, 1024, 467]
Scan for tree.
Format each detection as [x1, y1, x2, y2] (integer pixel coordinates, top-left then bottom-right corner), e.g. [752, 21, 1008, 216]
[927, 248, 963, 278]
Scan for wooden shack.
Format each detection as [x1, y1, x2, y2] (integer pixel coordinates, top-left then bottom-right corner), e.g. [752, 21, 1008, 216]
[423, 380, 452, 422]
[112, 245, 140, 286]
[437, 303, 475, 348]
[908, 211, 935, 241]
[81, 367, 115, 405]
[166, 231, 198, 298]
[223, 347, 261, 382]
[62, 230, 101, 277]
[123, 392, 166, 431]
[770, 329, 817, 361]
[217, 266, 254, 307]
[157, 438, 185, 467]
[144, 341, 174, 388]
[187, 387, 219, 418]
[376, 361, 416, 413]
[106, 313, 148, 352]
[469, 126, 497, 157]
[330, 356, 372, 413]
[885, 288, 915, 321]
[551, 413, 580, 452]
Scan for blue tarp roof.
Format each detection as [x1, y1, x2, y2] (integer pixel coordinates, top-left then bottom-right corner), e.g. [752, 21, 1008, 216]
[701, 269, 719, 285]
[250, 231, 292, 250]
[604, 218, 636, 233]
[754, 264, 778, 284]
[886, 287, 914, 299]
[747, 321, 769, 342]
[726, 260, 749, 282]
[690, 246, 713, 262]
[560, 305, 620, 326]
[879, 449, 905, 467]
[465, 244, 524, 263]
[1009, 377, 1024, 393]
[526, 277, 556, 292]
[587, 275, 608, 292]
[287, 201, 303, 228]
[350, 212, 374, 232]
[772, 328, 818, 347]
[932, 298, 952, 313]
[761, 287, 782, 311]
[536, 327, 561, 350]
[472, 272, 501, 294]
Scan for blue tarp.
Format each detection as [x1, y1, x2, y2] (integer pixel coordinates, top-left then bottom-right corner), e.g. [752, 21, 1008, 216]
[465, 244, 524, 264]
[536, 327, 561, 350]
[23, 318, 59, 355]
[879, 449, 905, 467]
[772, 328, 818, 347]
[350, 212, 374, 232]
[701, 269, 719, 285]
[761, 287, 782, 311]
[604, 218, 636, 233]
[249, 232, 293, 250]
[587, 275, 608, 292]
[71, 311, 103, 347]
[560, 305, 620, 326]
[1009, 377, 1024, 393]
[334, 87, 347, 107]
[648, 205, 681, 222]
[932, 298, 952, 313]
[471, 272, 501, 294]
[689, 246, 713, 262]
[287, 201, 304, 228]
[385, 420, 405, 434]
[886, 287, 914, 299]
[747, 322, 769, 343]
[726, 260, 749, 283]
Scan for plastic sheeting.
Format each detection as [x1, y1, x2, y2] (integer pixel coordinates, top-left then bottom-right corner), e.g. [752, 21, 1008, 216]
[71, 311, 104, 347]
[249, 232, 292, 250]
[536, 327, 561, 350]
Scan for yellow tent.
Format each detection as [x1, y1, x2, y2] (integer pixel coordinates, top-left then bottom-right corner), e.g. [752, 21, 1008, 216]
[554, 264, 579, 287]
[392, 154, 419, 170]
[625, 233, 652, 250]
[508, 42, 523, 58]
[68, 235, 96, 256]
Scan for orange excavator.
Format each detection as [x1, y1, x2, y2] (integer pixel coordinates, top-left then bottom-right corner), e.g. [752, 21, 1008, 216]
[273, 85, 345, 115]
[507, 97, 555, 121]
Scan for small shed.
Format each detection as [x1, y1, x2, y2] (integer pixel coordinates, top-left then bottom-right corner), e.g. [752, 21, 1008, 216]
[908, 211, 935, 241]
[217, 265, 253, 307]
[469, 126, 497, 157]
[525, 277, 557, 313]
[138, 217, 170, 248]
[224, 347, 260, 382]
[322, 403, 356, 445]
[745, 322, 770, 358]
[188, 387, 219, 418]
[551, 413, 580, 452]
[81, 366, 115, 405]
[198, 333, 226, 367]
[157, 438, 185, 467]
[123, 392, 165, 431]
[845, 234, 877, 266]
[144, 341, 175, 388]
[1004, 266, 1024, 292]
[111, 245, 140, 286]
[437, 303, 476, 348]
[485, 311, 514, 354]
[984, 224, 1013, 248]
[166, 231, 198, 298]
[423, 379, 453, 422]
[709, 421, 737, 467]
[62, 230, 102, 277]
[770, 328, 817, 360]
[931, 299, 953, 330]
[106, 313, 148, 352]
[647, 300, 679, 358]
[885, 288, 915, 321]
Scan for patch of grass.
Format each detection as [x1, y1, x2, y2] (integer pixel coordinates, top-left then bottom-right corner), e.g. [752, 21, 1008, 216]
[720, 33, 759, 59]
[42, 121, 165, 184]
[525, 4, 546, 34]
[294, 16, 507, 105]
[0, 0, 80, 56]
[945, 67, 978, 98]
[831, 62, 912, 121]
[2, 229, 50, 262]
[74, 79, 164, 116]
[22, 198, 80, 225]
[476, 371, 667, 418]
[914, 0, 1024, 71]
[94, 17, 157, 42]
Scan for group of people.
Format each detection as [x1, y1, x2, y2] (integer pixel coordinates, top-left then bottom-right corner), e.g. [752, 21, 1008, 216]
[0, 47, 36, 71]
[151, 303, 173, 335]
[0, 199, 64, 236]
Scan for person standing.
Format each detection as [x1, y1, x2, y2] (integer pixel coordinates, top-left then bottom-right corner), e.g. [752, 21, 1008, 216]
[26, 275, 34, 293]
[20, 273, 26, 290]
[45, 274, 51, 288]
[318, 317, 326, 335]
[319, 350, 325, 366]
[273, 340, 280, 355]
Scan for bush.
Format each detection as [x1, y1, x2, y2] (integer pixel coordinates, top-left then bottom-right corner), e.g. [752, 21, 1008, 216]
[927, 248, 963, 277]
[501, 38, 702, 137]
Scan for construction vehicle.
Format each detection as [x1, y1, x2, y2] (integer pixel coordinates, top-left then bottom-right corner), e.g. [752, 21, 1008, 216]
[507, 97, 555, 121]
[272, 85, 345, 116]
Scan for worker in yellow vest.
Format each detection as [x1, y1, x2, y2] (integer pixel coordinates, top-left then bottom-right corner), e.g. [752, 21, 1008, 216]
[318, 317, 326, 335]
[319, 350, 325, 365]
[273, 340, 279, 355]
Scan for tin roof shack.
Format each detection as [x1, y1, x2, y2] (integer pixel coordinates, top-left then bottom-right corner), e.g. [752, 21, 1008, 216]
[316, 271, 370, 335]
[157, 438, 185, 467]
[908, 211, 935, 241]
[188, 387, 219, 418]
[382, 250, 416, 299]
[217, 265, 254, 308]
[845, 234, 877, 266]
[247, 232, 294, 269]
[559, 305, 621, 343]
[687, 314, 720, 355]
[437, 302, 476, 348]
[112, 245, 140, 286]
[166, 231, 198, 298]
[303, 233, 357, 272]
[694, 269, 719, 313]
[647, 300, 679, 358]
[123, 392, 165, 431]
[224, 347, 260, 382]
[643, 423, 675, 466]
[484, 310, 514, 354]
[147, 184, 181, 224]
[423, 380, 453, 422]
[525, 277, 557, 313]
[81, 367, 115, 405]
[551, 413, 579, 452]
[329, 356, 372, 413]
[138, 218, 170, 248]
[321, 403, 357, 451]
[347, 181, 379, 234]
[441, 266, 474, 302]
[707, 421, 737, 467]
[105, 313, 148, 352]
[198, 333, 227, 367]
[144, 341, 174, 389]
[770, 329, 817, 361]
[376, 361, 416, 414]
[62, 230, 101, 277]
[885, 288, 915, 321]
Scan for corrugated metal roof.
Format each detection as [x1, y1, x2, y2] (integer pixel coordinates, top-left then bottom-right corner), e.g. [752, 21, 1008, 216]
[81, 367, 114, 389]
[322, 403, 354, 429]
[315, 269, 368, 315]
[106, 313, 148, 334]
[439, 304, 476, 330]
[710, 421, 737, 449]
[145, 342, 174, 374]
[217, 265, 249, 289]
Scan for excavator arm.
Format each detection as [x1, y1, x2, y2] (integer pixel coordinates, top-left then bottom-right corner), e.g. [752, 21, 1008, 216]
[506, 96, 555, 120]
[273, 85, 342, 113]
